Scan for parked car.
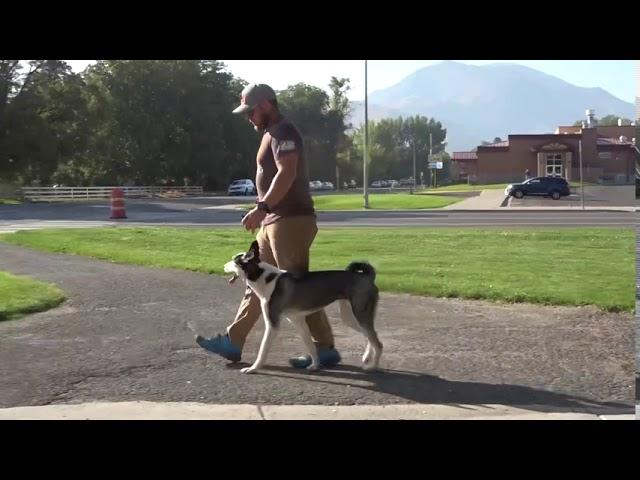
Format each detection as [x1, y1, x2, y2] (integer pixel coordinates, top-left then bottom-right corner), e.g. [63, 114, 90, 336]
[227, 179, 256, 196]
[388, 180, 399, 188]
[371, 180, 383, 188]
[505, 176, 570, 200]
[309, 180, 323, 191]
[399, 178, 415, 186]
[322, 181, 334, 190]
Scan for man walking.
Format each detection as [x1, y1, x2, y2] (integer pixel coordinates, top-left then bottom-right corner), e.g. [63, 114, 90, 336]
[196, 83, 341, 369]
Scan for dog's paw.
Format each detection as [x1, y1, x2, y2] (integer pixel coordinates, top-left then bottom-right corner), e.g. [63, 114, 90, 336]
[306, 363, 320, 372]
[362, 345, 372, 364]
[241, 367, 258, 374]
[362, 364, 379, 373]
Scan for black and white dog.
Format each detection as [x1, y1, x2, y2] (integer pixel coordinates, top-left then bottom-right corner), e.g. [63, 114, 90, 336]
[224, 240, 383, 374]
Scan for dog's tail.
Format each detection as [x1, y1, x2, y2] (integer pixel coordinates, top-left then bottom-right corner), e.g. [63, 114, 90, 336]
[346, 262, 376, 281]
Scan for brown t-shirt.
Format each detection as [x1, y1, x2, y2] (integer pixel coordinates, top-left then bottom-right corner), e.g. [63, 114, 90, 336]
[256, 116, 315, 225]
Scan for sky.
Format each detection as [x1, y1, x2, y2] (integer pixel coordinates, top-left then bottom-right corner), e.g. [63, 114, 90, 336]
[64, 60, 637, 104]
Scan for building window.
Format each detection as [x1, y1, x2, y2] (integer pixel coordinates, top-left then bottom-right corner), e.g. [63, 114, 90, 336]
[545, 153, 563, 177]
[598, 152, 612, 159]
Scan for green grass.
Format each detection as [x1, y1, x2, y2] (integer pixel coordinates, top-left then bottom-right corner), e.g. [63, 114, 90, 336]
[0, 271, 66, 321]
[0, 227, 633, 312]
[0, 198, 21, 205]
[311, 193, 462, 210]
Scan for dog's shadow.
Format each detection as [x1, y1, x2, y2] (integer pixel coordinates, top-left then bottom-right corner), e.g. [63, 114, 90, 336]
[228, 362, 632, 415]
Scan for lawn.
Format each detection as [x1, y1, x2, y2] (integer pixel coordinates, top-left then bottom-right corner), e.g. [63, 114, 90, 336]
[0, 271, 66, 321]
[0, 227, 633, 312]
[311, 193, 462, 210]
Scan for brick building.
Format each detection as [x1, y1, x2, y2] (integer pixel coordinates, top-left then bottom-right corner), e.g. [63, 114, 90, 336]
[451, 120, 637, 185]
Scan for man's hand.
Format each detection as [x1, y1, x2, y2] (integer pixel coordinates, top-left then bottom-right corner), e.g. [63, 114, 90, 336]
[242, 207, 267, 232]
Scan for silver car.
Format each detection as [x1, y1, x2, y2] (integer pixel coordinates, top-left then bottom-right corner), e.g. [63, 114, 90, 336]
[228, 179, 256, 196]
[309, 180, 323, 191]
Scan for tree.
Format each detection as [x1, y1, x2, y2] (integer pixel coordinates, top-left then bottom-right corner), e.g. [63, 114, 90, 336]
[598, 115, 632, 126]
[572, 115, 632, 127]
[78, 60, 256, 188]
[328, 77, 352, 187]
[399, 116, 447, 183]
[481, 137, 503, 146]
[2, 60, 82, 184]
[278, 82, 348, 182]
[343, 115, 448, 184]
[1, 63, 352, 190]
[1, 60, 48, 129]
[328, 77, 351, 118]
[1, 60, 48, 180]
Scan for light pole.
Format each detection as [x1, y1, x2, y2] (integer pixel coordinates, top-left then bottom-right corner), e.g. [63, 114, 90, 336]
[412, 141, 416, 193]
[363, 60, 370, 209]
[579, 139, 584, 210]
[429, 132, 433, 188]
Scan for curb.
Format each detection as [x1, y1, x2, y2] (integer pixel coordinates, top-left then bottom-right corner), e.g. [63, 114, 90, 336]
[217, 208, 633, 213]
[0, 402, 634, 420]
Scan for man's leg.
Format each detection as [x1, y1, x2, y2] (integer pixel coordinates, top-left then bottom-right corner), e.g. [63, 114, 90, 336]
[196, 228, 276, 361]
[266, 216, 340, 368]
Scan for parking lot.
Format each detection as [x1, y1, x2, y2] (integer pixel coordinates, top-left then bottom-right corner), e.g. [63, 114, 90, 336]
[505, 185, 634, 208]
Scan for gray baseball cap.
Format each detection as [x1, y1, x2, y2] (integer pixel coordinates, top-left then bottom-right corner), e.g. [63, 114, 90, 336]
[232, 83, 277, 114]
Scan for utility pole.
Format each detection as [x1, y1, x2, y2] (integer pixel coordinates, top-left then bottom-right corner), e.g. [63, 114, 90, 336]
[412, 141, 416, 194]
[579, 139, 584, 210]
[363, 60, 369, 209]
[430, 132, 436, 188]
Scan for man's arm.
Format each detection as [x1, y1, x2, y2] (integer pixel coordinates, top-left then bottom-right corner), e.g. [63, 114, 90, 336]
[241, 137, 299, 231]
[259, 150, 298, 209]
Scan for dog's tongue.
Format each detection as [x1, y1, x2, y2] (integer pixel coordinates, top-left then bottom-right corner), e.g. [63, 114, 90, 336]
[228, 274, 239, 285]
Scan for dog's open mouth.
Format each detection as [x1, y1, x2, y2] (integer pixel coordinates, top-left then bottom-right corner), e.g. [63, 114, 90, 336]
[228, 274, 239, 285]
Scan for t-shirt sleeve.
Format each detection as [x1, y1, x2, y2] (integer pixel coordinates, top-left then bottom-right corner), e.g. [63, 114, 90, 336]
[270, 126, 301, 160]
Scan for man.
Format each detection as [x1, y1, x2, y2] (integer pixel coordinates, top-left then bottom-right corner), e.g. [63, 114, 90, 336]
[196, 83, 341, 369]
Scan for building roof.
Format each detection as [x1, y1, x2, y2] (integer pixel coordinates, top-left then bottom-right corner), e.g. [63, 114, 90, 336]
[507, 133, 581, 138]
[485, 140, 509, 147]
[597, 137, 634, 146]
[451, 152, 477, 161]
[555, 126, 582, 134]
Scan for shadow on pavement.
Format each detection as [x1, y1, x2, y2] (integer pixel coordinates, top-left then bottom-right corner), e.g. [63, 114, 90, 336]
[241, 364, 632, 415]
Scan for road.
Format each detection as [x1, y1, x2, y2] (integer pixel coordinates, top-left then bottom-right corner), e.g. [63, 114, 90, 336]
[0, 198, 634, 232]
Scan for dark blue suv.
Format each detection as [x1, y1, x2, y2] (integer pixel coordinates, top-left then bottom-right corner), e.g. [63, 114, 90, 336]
[505, 177, 571, 200]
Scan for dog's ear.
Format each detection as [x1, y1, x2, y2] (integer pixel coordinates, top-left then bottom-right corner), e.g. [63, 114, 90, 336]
[247, 240, 260, 260]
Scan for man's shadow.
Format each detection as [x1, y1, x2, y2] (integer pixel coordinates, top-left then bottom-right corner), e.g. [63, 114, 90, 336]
[229, 363, 632, 415]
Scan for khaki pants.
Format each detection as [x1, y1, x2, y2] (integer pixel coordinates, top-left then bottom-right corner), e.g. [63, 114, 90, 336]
[227, 215, 334, 350]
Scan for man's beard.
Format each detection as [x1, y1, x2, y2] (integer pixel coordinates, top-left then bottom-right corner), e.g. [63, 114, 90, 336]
[251, 110, 269, 134]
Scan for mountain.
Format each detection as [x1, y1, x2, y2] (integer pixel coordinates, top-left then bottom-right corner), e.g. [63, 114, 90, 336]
[348, 61, 635, 152]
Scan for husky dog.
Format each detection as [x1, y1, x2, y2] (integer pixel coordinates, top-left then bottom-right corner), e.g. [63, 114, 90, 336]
[224, 240, 383, 374]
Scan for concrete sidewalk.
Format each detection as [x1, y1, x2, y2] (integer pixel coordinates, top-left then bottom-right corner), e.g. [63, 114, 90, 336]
[500, 205, 635, 211]
[0, 402, 634, 420]
[443, 190, 505, 210]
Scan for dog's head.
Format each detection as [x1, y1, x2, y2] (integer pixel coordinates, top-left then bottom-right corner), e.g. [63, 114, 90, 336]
[224, 240, 263, 284]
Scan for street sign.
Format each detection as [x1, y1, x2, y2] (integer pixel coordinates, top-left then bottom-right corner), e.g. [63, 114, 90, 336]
[428, 161, 443, 169]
